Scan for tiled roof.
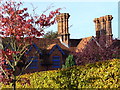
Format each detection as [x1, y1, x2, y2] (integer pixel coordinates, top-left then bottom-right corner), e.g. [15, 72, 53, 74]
[109, 40, 120, 49]
[1, 37, 70, 55]
[1, 36, 98, 53]
[47, 44, 56, 50]
[76, 36, 93, 52]
[26, 43, 42, 55]
[48, 44, 65, 55]
[33, 38, 70, 51]
[69, 39, 82, 47]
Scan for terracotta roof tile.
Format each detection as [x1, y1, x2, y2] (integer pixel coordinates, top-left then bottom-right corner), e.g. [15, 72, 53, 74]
[76, 36, 93, 52]
[33, 38, 69, 51]
[109, 40, 120, 49]
[47, 44, 56, 50]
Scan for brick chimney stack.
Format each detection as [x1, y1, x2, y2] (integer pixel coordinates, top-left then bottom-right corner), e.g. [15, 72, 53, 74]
[56, 13, 70, 46]
[94, 15, 113, 47]
[104, 15, 113, 47]
[93, 18, 100, 41]
[99, 17, 106, 35]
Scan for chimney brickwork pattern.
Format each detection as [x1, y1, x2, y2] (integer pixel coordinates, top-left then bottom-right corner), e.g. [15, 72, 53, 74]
[94, 15, 113, 47]
[56, 13, 70, 46]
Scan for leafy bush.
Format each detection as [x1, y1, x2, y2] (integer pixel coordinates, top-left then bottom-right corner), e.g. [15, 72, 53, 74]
[1, 59, 120, 89]
[62, 55, 75, 68]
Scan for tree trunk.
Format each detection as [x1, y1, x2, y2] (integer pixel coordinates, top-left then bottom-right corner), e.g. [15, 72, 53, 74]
[13, 75, 16, 90]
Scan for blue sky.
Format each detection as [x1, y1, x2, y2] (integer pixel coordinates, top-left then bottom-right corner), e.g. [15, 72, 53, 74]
[19, 0, 118, 39]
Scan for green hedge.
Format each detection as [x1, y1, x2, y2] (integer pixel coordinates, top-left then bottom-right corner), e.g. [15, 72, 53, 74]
[1, 59, 120, 89]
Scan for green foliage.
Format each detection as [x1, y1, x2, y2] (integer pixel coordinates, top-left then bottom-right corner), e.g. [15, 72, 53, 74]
[43, 30, 58, 39]
[1, 59, 120, 89]
[62, 55, 75, 68]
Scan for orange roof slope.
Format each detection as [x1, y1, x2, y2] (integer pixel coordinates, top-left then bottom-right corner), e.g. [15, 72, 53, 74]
[33, 38, 69, 51]
[76, 36, 93, 52]
[47, 44, 56, 50]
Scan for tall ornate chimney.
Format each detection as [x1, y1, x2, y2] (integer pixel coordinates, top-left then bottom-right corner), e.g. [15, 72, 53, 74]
[94, 15, 113, 47]
[99, 16, 106, 35]
[56, 13, 70, 46]
[104, 15, 113, 47]
[93, 18, 100, 41]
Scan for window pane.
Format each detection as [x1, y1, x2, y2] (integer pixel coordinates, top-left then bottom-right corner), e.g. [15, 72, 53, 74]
[52, 56, 60, 68]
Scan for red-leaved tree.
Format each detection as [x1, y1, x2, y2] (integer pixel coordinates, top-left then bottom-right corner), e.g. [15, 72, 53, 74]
[0, 0, 61, 89]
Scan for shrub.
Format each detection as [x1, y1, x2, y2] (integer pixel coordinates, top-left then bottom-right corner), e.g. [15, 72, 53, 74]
[1, 59, 120, 89]
[62, 55, 75, 68]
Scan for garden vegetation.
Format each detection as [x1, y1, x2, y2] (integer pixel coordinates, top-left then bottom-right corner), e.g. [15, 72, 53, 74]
[1, 59, 120, 88]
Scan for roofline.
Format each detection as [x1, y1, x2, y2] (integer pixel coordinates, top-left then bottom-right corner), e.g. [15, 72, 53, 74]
[26, 43, 42, 55]
[48, 44, 65, 55]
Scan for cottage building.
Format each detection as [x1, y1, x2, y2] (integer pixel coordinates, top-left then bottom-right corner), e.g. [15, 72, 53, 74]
[1, 13, 119, 74]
